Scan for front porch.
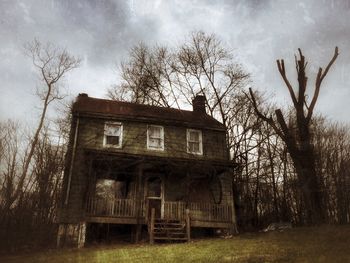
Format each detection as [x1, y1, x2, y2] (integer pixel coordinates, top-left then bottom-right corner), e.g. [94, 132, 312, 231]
[78, 150, 237, 245]
[86, 197, 234, 229]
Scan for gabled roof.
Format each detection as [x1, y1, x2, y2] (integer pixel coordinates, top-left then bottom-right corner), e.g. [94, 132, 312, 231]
[72, 94, 225, 131]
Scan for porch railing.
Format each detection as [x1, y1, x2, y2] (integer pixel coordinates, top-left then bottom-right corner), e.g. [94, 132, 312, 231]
[164, 201, 232, 222]
[86, 198, 232, 223]
[86, 198, 143, 218]
[187, 202, 232, 222]
[163, 201, 186, 220]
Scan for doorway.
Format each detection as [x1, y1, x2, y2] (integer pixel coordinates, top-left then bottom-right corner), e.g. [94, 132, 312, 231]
[145, 176, 163, 219]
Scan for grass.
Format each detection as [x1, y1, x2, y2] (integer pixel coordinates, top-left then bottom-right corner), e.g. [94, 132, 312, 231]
[1, 225, 350, 262]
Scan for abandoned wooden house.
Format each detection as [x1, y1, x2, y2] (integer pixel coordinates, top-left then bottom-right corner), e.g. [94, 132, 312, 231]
[57, 93, 237, 248]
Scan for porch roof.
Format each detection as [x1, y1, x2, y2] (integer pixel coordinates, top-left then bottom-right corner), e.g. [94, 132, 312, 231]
[84, 148, 237, 174]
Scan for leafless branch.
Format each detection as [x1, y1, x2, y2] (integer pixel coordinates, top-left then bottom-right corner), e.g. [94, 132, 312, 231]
[277, 59, 298, 107]
[307, 47, 339, 122]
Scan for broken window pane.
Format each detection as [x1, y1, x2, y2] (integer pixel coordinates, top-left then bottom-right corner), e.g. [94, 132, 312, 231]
[95, 179, 128, 199]
[105, 123, 120, 136]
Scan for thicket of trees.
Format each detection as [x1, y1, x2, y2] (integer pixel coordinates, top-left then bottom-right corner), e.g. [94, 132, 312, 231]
[0, 32, 349, 251]
[233, 116, 350, 229]
[0, 122, 66, 249]
[0, 40, 79, 250]
[108, 32, 349, 228]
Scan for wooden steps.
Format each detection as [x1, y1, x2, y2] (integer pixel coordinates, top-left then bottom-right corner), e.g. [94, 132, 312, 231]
[152, 219, 187, 241]
[152, 237, 188, 241]
[148, 208, 191, 244]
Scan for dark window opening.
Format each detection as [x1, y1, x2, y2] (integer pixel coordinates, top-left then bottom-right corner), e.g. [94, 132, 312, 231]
[95, 179, 130, 199]
[106, 136, 119, 146]
[147, 177, 161, 198]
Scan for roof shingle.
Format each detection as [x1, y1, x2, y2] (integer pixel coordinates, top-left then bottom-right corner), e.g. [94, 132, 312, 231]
[73, 94, 225, 131]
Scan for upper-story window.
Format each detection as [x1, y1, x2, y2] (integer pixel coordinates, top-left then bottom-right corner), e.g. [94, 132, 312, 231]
[147, 125, 164, 150]
[103, 122, 123, 148]
[187, 129, 203, 155]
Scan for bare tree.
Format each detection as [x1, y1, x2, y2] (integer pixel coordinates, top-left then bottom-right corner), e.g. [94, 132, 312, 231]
[107, 43, 175, 107]
[3, 40, 80, 212]
[108, 32, 250, 150]
[31, 127, 65, 232]
[0, 121, 24, 218]
[0, 40, 79, 250]
[312, 118, 350, 224]
[0, 121, 67, 249]
[249, 47, 339, 224]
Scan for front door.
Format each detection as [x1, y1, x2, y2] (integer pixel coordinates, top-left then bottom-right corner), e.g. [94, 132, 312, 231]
[146, 176, 163, 219]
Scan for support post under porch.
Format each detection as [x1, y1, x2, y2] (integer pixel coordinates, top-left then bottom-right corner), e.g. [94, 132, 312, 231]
[57, 222, 86, 248]
[185, 208, 191, 242]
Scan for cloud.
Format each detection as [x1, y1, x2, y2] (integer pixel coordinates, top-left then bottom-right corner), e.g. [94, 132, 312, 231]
[0, 0, 349, 123]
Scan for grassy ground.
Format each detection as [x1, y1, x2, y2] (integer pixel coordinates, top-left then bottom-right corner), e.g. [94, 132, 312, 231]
[1, 225, 349, 262]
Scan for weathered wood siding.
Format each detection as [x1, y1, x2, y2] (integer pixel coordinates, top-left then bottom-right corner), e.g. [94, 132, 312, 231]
[59, 148, 89, 223]
[164, 175, 187, 201]
[76, 116, 227, 161]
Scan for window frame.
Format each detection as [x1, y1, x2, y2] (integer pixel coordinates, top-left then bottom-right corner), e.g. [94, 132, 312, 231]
[103, 122, 123, 148]
[186, 128, 203, 155]
[147, 125, 165, 151]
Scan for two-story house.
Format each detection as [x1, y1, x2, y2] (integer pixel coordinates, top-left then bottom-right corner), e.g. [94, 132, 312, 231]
[57, 93, 237, 248]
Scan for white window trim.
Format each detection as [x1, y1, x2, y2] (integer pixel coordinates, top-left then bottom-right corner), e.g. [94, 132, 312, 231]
[147, 125, 164, 151]
[103, 122, 123, 148]
[187, 129, 203, 155]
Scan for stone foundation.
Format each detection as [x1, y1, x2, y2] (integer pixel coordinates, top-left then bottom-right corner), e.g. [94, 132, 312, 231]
[57, 222, 86, 248]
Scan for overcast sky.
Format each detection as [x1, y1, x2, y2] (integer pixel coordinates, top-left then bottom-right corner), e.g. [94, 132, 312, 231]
[1, 0, 349, 125]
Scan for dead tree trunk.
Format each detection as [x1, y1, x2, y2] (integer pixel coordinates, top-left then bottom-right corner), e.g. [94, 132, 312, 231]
[249, 47, 338, 225]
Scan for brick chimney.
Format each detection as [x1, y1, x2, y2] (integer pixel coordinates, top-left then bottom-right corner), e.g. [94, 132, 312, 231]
[78, 93, 88, 98]
[192, 95, 206, 114]
[76, 93, 88, 102]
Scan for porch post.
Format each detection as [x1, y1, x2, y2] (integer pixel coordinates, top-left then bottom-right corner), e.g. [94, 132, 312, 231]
[185, 171, 191, 203]
[135, 163, 143, 243]
[57, 222, 86, 248]
[150, 208, 155, 244]
[231, 198, 238, 234]
[185, 208, 191, 242]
